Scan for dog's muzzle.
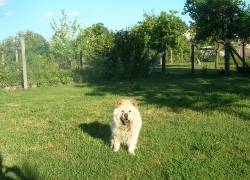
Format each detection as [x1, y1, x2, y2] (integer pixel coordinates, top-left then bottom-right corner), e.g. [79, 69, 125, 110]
[121, 113, 130, 125]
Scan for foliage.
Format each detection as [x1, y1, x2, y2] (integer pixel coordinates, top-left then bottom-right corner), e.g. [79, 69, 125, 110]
[140, 11, 188, 50]
[0, 9, 212, 88]
[50, 9, 80, 69]
[28, 63, 73, 87]
[77, 23, 114, 56]
[0, 36, 20, 66]
[138, 10, 189, 71]
[110, 11, 189, 86]
[183, 0, 250, 42]
[0, 30, 75, 87]
[0, 63, 22, 87]
[18, 30, 50, 70]
[77, 23, 117, 81]
[112, 28, 151, 87]
[172, 35, 191, 62]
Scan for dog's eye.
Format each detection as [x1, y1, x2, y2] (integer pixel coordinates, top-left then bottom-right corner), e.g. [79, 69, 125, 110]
[121, 110, 124, 113]
[129, 110, 131, 113]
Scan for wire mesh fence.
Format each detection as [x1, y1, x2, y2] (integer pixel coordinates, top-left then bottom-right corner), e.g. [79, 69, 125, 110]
[0, 38, 77, 90]
[1, 37, 250, 90]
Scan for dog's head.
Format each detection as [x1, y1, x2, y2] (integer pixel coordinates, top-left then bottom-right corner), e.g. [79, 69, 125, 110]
[115, 99, 138, 125]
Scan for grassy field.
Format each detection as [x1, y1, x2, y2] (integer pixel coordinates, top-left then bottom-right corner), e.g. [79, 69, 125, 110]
[1, 71, 250, 179]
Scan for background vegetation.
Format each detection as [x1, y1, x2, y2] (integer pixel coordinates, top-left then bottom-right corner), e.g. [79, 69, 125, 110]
[1, 0, 249, 89]
[1, 0, 250, 179]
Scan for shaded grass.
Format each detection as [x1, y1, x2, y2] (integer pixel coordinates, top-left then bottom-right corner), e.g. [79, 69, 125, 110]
[0, 74, 250, 179]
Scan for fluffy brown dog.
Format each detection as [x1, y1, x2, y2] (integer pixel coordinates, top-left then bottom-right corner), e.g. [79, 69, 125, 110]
[110, 99, 142, 155]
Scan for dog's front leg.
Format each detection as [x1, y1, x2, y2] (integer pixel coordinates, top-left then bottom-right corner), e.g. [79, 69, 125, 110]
[112, 137, 120, 152]
[128, 140, 137, 155]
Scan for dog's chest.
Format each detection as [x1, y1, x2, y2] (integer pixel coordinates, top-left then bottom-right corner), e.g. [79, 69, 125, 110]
[119, 122, 131, 132]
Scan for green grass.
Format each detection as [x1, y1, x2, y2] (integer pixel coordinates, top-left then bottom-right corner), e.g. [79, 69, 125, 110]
[1, 73, 250, 179]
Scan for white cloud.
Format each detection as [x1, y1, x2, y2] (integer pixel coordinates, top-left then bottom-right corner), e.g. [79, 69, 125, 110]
[4, 12, 11, 17]
[0, 11, 11, 18]
[44, 12, 55, 18]
[68, 11, 78, 17]
[0, 0, 7, 6]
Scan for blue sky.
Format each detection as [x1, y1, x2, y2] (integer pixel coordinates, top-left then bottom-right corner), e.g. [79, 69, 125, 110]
[0, 0, 197, 41]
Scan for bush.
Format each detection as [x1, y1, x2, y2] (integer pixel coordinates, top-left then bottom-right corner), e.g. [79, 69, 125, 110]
[37, 78, 50, 87]
[83, 55, 124, 81]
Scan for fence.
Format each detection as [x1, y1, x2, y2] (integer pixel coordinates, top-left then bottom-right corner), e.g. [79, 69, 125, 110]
[1, 38, 250, 90]
[0, 37, 76, 90]
[237, 46, 250, 59]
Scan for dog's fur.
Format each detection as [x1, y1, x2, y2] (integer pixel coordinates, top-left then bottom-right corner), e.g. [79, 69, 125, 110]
[110, 99, 142, 155]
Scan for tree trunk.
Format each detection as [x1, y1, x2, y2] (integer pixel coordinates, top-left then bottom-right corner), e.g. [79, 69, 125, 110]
[214, 42, 222, 69]
[242, 43, 245, 68]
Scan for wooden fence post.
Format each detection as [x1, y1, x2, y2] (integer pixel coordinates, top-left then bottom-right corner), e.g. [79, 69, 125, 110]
[80, 50, 83, 83]
[162, 51, 166, 74]
[16, 50, 18, 62]
[242, 43, 245, 68]
[224, 39, 230, 76]
[148, 51, 165, 75]
[21, 37, 28, 89]
[191, 42, 195, 74]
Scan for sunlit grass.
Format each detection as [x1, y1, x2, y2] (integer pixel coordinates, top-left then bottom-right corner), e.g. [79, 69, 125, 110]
[0, 74, 250, 179]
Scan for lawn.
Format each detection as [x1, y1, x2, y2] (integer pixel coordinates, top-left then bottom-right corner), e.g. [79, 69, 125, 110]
[0, 73, 250, 179]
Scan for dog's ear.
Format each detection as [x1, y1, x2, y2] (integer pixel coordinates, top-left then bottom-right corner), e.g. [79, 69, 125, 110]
[115, 99, 123, 107]
[130, 99, 138, 108]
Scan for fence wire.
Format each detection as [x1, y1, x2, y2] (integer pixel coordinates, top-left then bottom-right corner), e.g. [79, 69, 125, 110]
[1, 38, 250, 90]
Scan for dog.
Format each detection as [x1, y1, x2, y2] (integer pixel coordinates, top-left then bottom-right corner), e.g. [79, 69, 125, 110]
[110, 99, 142, 155]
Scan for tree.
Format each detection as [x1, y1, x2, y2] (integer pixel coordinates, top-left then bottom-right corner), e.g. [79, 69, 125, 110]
[111, 11, 188, 86]
[183, 0, 250, 42]
[0, 30, 51, 86]
[183, 0, 250, 72]
[0, 36, 20, 65]
[77, 23, 115, 80]
[50, 9, 80, 69]
[77, 23, 113, 56]
[0, 37, 21, 86]
[17, 30, 49, 70]
[140, 11, 188, 73]
[172, 34, 190, 63]
[113, 27, 150, 87]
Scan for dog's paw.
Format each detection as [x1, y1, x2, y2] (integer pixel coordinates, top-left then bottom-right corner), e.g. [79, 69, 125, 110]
[113, 143, 120, 152]
[128, 150, 135, 155]
[128, 144, 136, 155]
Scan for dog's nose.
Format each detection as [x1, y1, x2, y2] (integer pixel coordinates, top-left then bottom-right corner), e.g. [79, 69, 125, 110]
[124, 113, 128, 120]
